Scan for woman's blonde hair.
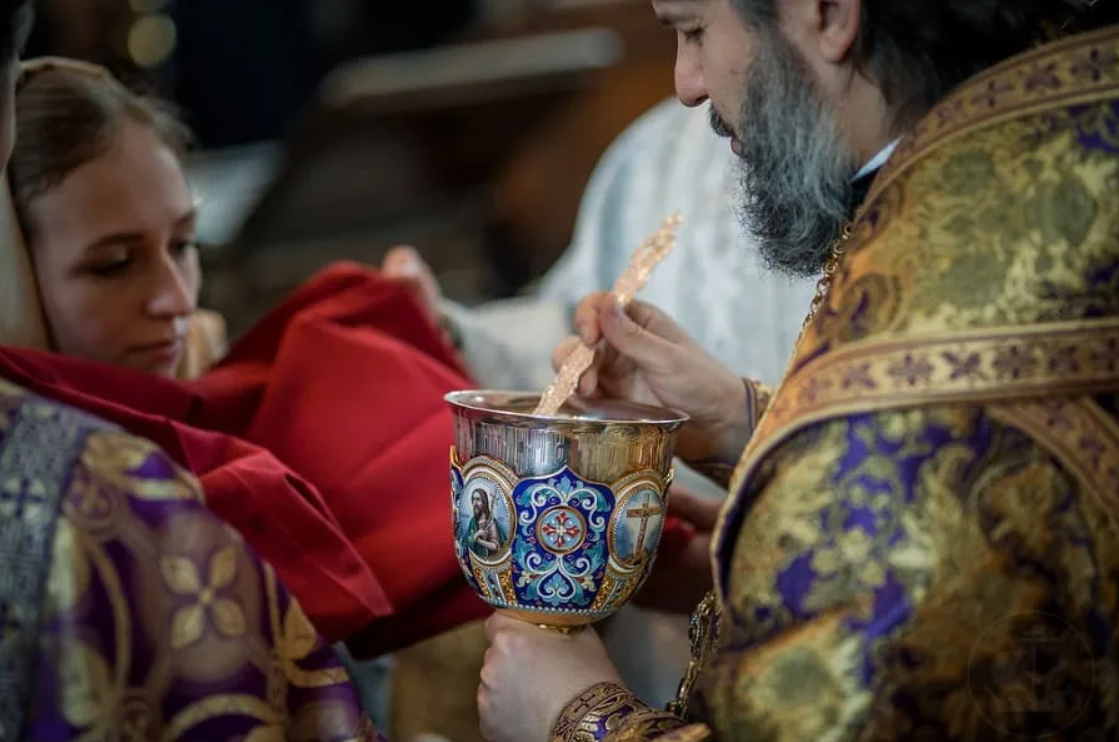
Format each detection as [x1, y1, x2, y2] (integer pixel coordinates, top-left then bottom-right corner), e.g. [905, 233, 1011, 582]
[9, 57, 194, 237]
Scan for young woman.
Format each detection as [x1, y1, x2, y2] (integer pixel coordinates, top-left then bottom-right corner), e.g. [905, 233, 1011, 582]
[9, 57, 222, 378]
[0, 58, 494, 655]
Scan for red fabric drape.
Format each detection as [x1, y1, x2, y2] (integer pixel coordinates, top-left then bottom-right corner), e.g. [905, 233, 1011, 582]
[0, 263, 488, 651]
[2, 261, 691, 652]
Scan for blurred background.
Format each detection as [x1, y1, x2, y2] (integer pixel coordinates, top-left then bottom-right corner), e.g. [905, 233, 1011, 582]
[26, 0, 676, 334]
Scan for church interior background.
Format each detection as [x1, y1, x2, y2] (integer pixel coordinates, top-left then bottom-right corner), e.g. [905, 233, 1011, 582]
[28, 0, 677, 334]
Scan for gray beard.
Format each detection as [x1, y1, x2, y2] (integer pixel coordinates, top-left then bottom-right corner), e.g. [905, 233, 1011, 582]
[725, 29, 859, 279]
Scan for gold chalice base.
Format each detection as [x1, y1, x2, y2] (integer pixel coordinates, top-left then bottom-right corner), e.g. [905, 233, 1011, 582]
[500, 608, 593, 634]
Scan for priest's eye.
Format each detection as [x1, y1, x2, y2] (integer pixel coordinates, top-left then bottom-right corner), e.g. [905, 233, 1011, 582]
[681, 26, 705, 44]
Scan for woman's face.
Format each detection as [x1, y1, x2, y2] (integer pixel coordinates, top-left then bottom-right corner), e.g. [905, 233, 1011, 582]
[28, 119, 200, 377]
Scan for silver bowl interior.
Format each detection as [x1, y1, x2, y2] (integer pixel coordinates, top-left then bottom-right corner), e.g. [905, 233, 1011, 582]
[445, 390, 689, 427]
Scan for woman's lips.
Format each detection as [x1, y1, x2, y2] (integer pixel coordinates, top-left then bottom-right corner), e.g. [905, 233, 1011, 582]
[130, 338, 183, 367]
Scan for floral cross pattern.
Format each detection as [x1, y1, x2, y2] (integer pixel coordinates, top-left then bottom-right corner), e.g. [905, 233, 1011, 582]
[161, 546, 246, 649]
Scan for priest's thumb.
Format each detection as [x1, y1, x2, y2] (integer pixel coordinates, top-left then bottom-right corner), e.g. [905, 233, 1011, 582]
[599, 297, 673, 371]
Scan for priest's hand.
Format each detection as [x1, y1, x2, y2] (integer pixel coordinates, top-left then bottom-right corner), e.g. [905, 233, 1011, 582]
[479, 613, 621, 742]
[633, 486, 718, 614]
[556, 293, 751, 466]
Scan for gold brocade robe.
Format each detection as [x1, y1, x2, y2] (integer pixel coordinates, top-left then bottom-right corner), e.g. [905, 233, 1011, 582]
[552, 24, 1119, 742]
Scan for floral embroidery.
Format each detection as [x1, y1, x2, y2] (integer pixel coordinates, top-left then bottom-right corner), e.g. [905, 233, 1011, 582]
[0, 383, 386, 740]
[162, 546, 246, 649]
[887, 353, 936, 386]
[993, 345, 1040, 380]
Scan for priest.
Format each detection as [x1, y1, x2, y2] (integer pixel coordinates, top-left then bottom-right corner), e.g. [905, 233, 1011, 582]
[477, 0, 1119, 740]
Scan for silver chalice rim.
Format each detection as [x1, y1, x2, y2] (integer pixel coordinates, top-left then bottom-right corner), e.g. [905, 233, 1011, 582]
[445, 389, 689, 427]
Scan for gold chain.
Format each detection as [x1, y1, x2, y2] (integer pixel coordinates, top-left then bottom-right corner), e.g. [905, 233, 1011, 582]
[801, 222, 853, 335]
[667, 591, 720, 718]
[766, 220, 855, 387]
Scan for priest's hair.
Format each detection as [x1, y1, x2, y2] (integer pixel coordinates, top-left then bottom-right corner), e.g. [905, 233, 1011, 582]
[730, 0, 1119, 134]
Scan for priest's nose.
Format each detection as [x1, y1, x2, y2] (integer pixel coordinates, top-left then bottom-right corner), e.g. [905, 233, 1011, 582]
[674, 41, 708, 107]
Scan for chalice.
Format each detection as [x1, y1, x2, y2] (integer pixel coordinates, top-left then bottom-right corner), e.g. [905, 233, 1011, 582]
[447, 391, 686, 629]
[448, 212, 685, 628]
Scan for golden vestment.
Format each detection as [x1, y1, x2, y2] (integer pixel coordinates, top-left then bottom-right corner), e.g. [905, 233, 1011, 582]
[554, 24, 1119, 741]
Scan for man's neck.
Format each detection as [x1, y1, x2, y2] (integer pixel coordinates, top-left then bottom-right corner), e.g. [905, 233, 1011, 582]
[847, 138, 901, 218]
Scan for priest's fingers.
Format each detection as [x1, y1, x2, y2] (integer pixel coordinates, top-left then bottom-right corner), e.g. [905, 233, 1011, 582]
[622, 298, 693, 344]
[552, 336, 604, 397]
[484, 611, 522, 643]
[577, 361, 601, 397]
[572, 291, 612, 346]
[598, 297, 676, 372]
[479, 612, 620, 742]
[573, 292, 691, 346]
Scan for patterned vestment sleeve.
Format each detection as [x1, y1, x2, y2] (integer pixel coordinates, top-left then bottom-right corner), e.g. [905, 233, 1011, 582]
[554, 405, 1119, 741]
[24, 423, 384, 740]
[697, 406, 1117, 742]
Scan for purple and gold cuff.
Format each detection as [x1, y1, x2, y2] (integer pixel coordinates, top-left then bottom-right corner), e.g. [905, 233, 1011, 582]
[550, 682, 688, 741]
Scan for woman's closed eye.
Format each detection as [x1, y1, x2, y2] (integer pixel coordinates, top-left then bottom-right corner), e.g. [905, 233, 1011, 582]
[78, 238, 195, 279]
[82, 250, 133, 277]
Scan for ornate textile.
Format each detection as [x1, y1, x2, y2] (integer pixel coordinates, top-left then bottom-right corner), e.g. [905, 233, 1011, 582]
[551, 683, 684, 742]
[0, 379, 385, 741]
[556, 24, 1119, 742]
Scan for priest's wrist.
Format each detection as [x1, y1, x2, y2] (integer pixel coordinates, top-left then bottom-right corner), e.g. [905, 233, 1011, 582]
[683, 378, 766, 488]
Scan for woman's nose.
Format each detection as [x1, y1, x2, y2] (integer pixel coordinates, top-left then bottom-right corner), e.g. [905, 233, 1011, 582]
[146, 258, 195, 318]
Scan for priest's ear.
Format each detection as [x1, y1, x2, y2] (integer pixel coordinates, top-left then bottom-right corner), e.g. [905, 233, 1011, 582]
[778, 0, 862, 65]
